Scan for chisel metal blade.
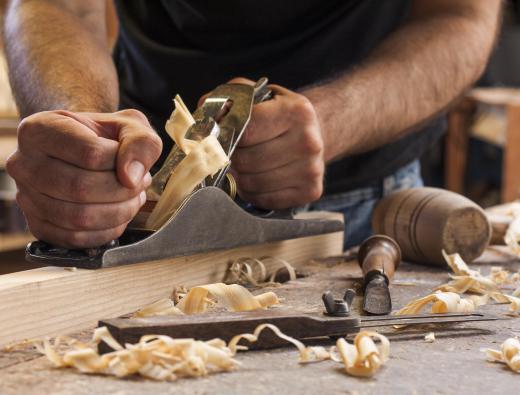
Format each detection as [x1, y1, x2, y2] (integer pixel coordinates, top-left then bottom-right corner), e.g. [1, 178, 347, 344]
[363, 273, 392, 315]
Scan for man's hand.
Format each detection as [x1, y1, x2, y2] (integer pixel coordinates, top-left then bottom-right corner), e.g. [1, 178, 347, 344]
[6, 109, 162, 248]
[226, 78, 325, 209]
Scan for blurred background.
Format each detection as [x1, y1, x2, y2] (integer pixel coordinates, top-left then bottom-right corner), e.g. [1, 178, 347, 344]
[1, 0, 520, 260]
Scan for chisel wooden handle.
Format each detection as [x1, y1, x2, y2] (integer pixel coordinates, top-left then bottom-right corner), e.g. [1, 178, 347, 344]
[358, 235, 401, 280]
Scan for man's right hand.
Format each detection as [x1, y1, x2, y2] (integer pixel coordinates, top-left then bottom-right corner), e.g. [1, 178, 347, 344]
[6, 109, 162, 248]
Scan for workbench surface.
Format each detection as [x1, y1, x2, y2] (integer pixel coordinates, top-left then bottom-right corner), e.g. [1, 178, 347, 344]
[0, 248, 518, 395]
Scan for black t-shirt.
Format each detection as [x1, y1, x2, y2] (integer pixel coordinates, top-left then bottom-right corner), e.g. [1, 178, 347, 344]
[113, 0, 444, 194]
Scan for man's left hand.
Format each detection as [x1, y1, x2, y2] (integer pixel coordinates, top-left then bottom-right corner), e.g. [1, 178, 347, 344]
[226, 78, 325, 209]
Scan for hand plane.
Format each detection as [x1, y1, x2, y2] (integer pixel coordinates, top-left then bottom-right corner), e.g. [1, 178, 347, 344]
[26, 78, 344, 269]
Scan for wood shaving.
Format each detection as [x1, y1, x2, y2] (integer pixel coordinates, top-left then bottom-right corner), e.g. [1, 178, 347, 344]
[442, 250, 481, 277]
[35, 326, 241, 381]
[35, 323, 388, 381]
[436, 251, 520, 313]
[424, 332, 435, 343]
[133, 299, 184, 318]
[226, 256, 297, 287]
[176, 283, 279, 314]
[165, 95, 197, 154]
[146, 96, 229, 229]
[333, 331, 390, 377]
[134, 283, 280, 318]
[228, 323, 330, 363]
[484, 337, 520, 373]
[395, 292, 478, 315]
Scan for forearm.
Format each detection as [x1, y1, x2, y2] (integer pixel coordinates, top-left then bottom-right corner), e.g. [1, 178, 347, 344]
[4, 0, 118, 117]
[304, 1, 502, 162]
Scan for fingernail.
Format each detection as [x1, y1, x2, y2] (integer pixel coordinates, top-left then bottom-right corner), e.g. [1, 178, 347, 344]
[139, 190, 147, 206]
[143, 172, 152, 187]
[128, 161, 145, 186]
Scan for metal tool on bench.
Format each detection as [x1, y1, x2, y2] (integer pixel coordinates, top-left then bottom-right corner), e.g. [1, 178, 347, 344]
[25, 78, 344, 269]
[358, 235, 401, 315]
[98, 309, 500, 352]
[321, 235, 401, 316]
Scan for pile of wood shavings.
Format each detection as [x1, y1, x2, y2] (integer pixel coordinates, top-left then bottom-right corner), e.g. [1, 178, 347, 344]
[432, 251, 520, 314]
[484, 337, 520, 373]
[35, 324, 390, 381]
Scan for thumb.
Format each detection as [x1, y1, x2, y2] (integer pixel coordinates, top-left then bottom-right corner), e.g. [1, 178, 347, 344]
[113, 110, 163, 189]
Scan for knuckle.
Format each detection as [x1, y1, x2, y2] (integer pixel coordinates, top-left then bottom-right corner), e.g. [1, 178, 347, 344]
[305, 183, 323, 202]
[147, 133, 163, 158]
[301, 130, 324, 155]
[17, 114, 39, 138]
[292, 97, 316, 122]
[5, 151, 20, 178]
[305, 160, 324, 180]
[117, 108, 150, 125]
[17, 116, 40, 150]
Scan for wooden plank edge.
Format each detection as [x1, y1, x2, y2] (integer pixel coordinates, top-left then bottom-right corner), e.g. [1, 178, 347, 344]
[0, 229, 343, 347]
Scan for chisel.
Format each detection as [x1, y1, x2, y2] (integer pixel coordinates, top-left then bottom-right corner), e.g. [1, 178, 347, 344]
[358, 235, 401, 315]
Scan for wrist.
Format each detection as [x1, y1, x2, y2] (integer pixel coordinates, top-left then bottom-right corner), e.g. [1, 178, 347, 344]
[303, 85, 346, 163]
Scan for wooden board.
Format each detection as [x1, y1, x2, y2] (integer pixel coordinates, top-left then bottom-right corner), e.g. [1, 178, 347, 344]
[0, 219, 343, 347]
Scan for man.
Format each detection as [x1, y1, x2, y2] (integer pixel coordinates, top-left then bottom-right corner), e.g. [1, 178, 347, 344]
[4, 0, 501, 249]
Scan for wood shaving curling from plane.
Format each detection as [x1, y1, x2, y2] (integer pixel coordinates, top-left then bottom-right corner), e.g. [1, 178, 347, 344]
[333, 331, 390, 378]
[146, 96, 229, 229]
[133, 283, 279, 318]
[484, 337, 520, 373]
[226, 256, 297, 287]
[165, 95, 197, 154]
[394, 292, 477, 315]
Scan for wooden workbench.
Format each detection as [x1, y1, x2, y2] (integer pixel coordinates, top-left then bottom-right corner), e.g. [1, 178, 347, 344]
[0, 248, 518, 395]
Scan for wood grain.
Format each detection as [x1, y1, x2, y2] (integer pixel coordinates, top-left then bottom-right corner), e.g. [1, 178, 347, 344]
[0, 224, 343, 347]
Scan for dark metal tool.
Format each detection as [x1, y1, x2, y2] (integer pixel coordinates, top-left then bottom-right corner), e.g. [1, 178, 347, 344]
[98, 309, 500, 352]
[25, 79, 344, 269]
[358, 235, 401, 315]
[322, 289, 356, 316]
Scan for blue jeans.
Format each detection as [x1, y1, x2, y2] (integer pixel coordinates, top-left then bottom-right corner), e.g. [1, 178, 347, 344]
[309, 160, 423, 250]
